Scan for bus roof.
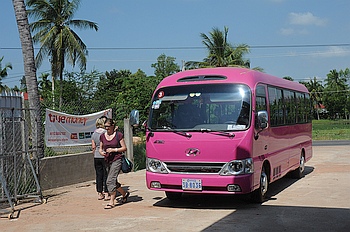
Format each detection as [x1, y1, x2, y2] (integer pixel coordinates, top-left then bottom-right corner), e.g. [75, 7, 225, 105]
[157, 67, 309, 93]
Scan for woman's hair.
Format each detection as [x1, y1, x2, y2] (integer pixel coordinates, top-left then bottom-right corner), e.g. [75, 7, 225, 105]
[99, 115, 108, 122]
[95, 118, 105, 128]
[104, 118, 115, 126]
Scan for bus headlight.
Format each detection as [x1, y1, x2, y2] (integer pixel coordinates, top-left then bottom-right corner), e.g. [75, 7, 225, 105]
[219, 158, 254, 175]
[146, 158, 169, 174]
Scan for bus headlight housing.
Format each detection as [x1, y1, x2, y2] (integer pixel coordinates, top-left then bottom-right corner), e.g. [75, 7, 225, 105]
[146, 158, 169, 174]
[219, 158, 254, 175]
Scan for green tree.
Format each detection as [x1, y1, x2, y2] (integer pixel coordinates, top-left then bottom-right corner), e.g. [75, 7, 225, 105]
[12, 0, 43, 157]
[283, 76, 294, 81]
[93, 69, 132, 124]
[59, 70, 104, 114]
[0, 56, 13, 91]
[151, 54, 180, 79]
[323, 69, 349, 119]
[117, 69, 158, 125]
[38, 72, 52, 101]
[185, 26, 250, 69]
[94, 69, 160, 128]
[301, 77, 324, 120]
[10, 75, 27, 92]
[26, 0, 98, 108]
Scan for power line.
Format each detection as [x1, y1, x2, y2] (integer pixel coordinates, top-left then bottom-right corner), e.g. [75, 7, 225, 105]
[313, 89, 350, 94]
[250, 43, 350, 49]
[1, 43, 350, 50]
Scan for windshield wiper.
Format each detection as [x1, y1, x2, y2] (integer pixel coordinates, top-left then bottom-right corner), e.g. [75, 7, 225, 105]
[161, 126, 192, 138]
[195, 128, 235, 138]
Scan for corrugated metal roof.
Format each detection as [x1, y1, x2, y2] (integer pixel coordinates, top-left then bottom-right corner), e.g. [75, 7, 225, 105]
[0, 90, 23, 109]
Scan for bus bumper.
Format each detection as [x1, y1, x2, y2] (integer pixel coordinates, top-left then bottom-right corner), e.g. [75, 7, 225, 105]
[146, 171, 254, 195]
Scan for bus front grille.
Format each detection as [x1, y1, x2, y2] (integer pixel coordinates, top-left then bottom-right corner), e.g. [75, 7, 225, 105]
[164, 162, 225, 174]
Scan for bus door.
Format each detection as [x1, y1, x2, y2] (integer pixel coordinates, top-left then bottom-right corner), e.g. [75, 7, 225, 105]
[253, 84, 269, 185]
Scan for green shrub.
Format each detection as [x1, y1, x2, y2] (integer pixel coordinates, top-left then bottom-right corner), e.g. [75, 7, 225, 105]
[133, 142, 146, 171]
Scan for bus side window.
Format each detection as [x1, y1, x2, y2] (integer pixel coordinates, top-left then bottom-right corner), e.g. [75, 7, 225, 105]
[256, 85, 267, 111]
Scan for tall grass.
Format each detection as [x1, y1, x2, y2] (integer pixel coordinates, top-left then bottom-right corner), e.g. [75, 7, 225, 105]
[312, 119, 350, 140]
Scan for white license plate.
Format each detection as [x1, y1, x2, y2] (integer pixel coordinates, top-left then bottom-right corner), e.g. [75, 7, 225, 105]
[182, 179, 202, 190]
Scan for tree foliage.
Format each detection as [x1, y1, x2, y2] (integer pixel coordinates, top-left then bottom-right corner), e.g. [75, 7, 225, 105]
[0, 56, 13, 91]
[300, 77, 324, 119]
[185, 26, 250, 69]
[283, 76, 294, 81]
[151, 54, 180, 79]
[322, 69, 349, 118]
[300, 68, 350, 119]
[26, 0, 98, 108]
[34, 54, 177, 130]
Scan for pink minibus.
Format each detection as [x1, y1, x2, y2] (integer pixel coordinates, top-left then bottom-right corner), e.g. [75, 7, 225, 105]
[145, 67, 312, 202]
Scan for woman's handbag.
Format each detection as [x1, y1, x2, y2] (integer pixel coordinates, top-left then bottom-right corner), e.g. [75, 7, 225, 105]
[121, 155, 133, 173]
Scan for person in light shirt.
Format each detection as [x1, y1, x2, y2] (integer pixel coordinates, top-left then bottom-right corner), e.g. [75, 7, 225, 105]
[91, 116, 110, 200]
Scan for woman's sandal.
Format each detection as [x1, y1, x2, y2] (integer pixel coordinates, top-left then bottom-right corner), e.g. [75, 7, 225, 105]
[104, 204, 114, 209]
[98, 193, 104, 200]
[104, 193, 111, 201]
[122, 192, 130, 204]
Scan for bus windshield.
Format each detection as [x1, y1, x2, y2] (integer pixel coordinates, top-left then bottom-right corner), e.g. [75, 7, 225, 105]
[149, 84, 251, 131]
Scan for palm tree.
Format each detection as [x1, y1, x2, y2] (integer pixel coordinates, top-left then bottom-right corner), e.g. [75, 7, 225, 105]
[323, 69, 348, 118]
[12, 0, 43, 158]
[0, 56, 13, 92]
[26, 0, 98, 108]
[303, 77, 324, 120]
[185, 26, 250, 69]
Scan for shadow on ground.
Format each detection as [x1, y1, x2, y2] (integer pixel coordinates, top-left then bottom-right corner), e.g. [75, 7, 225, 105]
[153, 166, 315, 210]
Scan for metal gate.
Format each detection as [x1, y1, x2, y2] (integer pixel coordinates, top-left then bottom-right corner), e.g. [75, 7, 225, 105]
[0, 92, 43, 219]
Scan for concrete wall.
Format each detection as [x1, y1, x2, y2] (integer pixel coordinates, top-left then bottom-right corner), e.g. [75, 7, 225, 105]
[39, 152, 95, 190]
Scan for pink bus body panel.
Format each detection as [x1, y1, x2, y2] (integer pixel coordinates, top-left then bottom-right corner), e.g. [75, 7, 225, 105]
[146, 67, 312, 195]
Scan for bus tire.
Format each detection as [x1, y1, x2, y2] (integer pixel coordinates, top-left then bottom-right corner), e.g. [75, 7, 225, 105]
[291, 153, 305, 179]
[165, 191, 182, 201]
[251, 165, 269, 203]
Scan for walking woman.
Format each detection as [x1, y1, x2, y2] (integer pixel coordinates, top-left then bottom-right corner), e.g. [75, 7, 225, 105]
[91, 117, 109, 200]
[99, 118, 130, 209]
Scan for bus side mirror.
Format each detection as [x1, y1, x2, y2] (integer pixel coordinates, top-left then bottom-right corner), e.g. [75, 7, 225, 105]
[257, 110, 268, 130]
[255, 110, 268, 140]
[142, 120, 149, 132]
[130, 109, 139, 127]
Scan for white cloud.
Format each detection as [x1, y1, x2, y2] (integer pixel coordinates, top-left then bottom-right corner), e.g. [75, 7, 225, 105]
[280, 28, 294, 35]
[289, 12, 327, 26]
[280, 12, 327, 36]
[313, 46, 350, 58]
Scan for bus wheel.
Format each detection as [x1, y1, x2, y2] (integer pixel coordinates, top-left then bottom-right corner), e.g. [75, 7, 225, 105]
[165, 191, 182, 201]
[252, 165, 269, 203]
[291, 154, 305, 179]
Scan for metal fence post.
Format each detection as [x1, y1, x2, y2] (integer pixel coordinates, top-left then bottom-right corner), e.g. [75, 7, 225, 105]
[123, 118, 134, 170]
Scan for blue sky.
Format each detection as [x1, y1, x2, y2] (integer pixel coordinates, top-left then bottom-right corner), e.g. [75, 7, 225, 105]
[1, 0, 350, 88]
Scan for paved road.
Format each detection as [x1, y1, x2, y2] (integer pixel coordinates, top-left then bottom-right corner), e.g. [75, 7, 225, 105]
[1, 145, 350, 232]
[312, 140, 350, 146]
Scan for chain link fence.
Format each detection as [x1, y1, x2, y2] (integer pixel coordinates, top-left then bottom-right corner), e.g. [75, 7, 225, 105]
[43, 99, 146, 170]
[0, 95, 43, 218]
[0, 91, 146, 218]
